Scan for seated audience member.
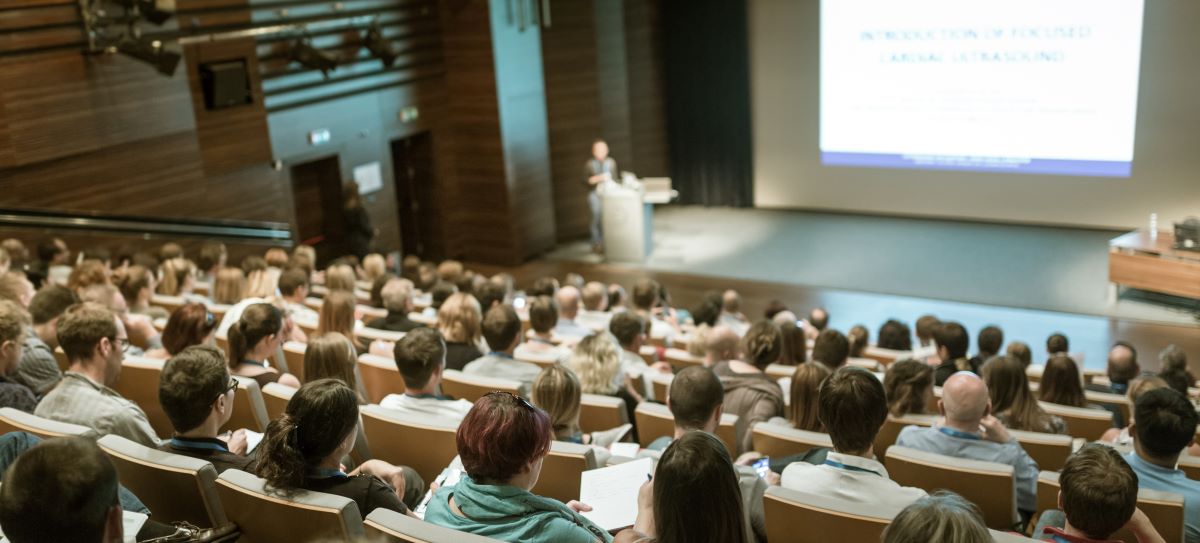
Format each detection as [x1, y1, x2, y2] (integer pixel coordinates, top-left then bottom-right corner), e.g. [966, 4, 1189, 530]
[1100, 376, 1167, 446]
[158, 345, 254, 472]
[1157, 344, 1193, 396]
[811, 328, 849, 370]
[158, 258, 196, 297]
[436, 260, 464, 286]
[782, 367, 926, 509]
[0, 272, 34, 308]
[526, 276, 559, 298]
[845, 324, 880, 369]
[701, 325, 740, 367]
[1039, 355, 1094, 409]
[777, 320, 807, 365]
[473, 280, 507, 312]
[774, 362, 831, 432]
[553, 286, 592, 338]
[577, 281, 611, 331]
[195, 242, 227, 284]
[896, 372, 1038, 516]
[805, 307, 829, 341]
[763, 299, 788, 320]
[437, 292, 484, 371]
[324, 263, 357, 293]
[1047, 332, 1070, 359]
[609, 312, 669, 400]
[1006, 341, 1033, 368]
[984, 355, 1067, 434]
[969, 325, 1003, 370]
[226, 302, 301, 389]
[368, 272, 396, 309]
[631, 278, 678, 345]
[277, 266, 319, 324]
[618, 432, 751, 543]
[641, 366, 766, 542]
[424, 391, 611, 542]
[884, 359, 934, 418]
[531, 365, 629, 455]
[607, 283, 627, 312]
[36, 303, 163, 447]
[1124, 388, 1200, 542]
[0, 301, 36, 412]
[14, 285, 76, 394]
[360, 253, 385, 283]
[568, 333, 641, 416]
[79, 283, 162, 356]
[718, 289, 751, 336]
[67, 260, 109, 295]
[381, 328, 473, 419]
[1033, 444, 1165, 543]
[464, 305, 541, 394]
[0, 437, 127, 543]
[115, 265, 168, 321]
[366, 278, 423, 333]
[317, 289, 363, 348]
[516, 296, 563, 357]
[713, 321, 785, 454]
[933, 321, 974, 386]
[257, 379, 425, 512]
[305, 332, 366, 403]
[912, 314, 941, 361]
[210, 266, 247, 305]
[1087, 342, 1140, 427]
[877, 319, 913, 351]
[882, 492, 991, 543]
[158, 303, 218, 357]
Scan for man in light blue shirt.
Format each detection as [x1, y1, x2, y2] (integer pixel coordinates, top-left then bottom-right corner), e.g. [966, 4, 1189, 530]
[463, 305, 541, 396]
[1123, 387, 1200, 543]
[895, 371, 1039, 516]
[552, 286, 593, 339]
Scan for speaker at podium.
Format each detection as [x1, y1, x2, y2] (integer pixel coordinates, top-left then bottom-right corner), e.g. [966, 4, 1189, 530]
[601, 175, 675, 262]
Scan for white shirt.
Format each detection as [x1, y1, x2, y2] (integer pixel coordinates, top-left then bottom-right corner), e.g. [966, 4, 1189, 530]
[216, 297, 270, 336]
[911, 343, 938, 362]
[617, 349, 654, 400]
[577, 309, 613, 332]
[462, 354, 542, 396]
[780, 451, 926, 513]
[379, 393, 473, 421]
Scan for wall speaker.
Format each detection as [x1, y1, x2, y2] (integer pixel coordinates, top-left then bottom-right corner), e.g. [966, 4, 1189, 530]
[199, 60, 252, 110]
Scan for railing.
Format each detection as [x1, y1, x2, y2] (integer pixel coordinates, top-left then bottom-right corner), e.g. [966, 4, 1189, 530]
[0, 207, 292, 245]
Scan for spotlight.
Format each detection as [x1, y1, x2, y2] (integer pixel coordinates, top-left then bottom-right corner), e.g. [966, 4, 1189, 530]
[363, 22, 396, 67]
[114, 0, 174, 25]
[117, 37, 181, 76]
[290, 39, 338, 78]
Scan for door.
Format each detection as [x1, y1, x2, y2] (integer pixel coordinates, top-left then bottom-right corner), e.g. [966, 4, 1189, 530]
[290, 155, 345, 265]
[391, 132, 439, 258]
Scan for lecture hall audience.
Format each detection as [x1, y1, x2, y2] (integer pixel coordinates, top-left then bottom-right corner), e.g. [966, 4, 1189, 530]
[225, 302, 301, 389]
[13, 285, 75, 394]
[157, 345, 255, 473]
[883, 358, 934, 418]
[463, 305, 541, 395]
[932, 320, 975, 386]
[436, 292, 484, 371]
[0, 301, 36, 413]
[713, 321, 785, 454]
[1123, 387, 1200, 542]
[381, 327, 473, 419]
[983, 354, 1067, 434]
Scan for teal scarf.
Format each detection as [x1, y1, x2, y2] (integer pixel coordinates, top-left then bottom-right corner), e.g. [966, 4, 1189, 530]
[424, 474, 613, 543]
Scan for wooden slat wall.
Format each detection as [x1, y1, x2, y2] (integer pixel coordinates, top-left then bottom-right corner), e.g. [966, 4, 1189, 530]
[623, 0, 669, 178]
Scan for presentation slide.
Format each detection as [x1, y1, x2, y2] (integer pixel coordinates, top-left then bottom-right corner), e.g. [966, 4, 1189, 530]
[820, 0, 1145, 177]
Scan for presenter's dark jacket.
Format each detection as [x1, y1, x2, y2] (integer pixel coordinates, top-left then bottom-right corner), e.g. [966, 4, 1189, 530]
[583, 158, 618, 190]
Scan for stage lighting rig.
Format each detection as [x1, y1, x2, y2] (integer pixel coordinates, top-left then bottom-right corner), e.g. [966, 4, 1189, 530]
[363, 21, 397, 67]
[290, 38, 339, 78]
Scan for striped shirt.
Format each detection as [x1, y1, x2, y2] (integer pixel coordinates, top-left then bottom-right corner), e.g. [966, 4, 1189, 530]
[35, 372, 162, 447]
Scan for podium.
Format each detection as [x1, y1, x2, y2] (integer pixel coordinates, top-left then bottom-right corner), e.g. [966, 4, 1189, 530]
[601, 177, 674, 263]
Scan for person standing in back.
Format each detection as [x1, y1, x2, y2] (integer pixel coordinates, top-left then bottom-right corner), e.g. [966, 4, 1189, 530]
[343, 181, 375, 260]
[584, 139, 618, 254]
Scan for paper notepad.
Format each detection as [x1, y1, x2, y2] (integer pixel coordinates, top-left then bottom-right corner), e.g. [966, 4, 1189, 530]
[609, 442, 641, 458]
[579, 457, 653, 531]
[244, 430, 264, 454]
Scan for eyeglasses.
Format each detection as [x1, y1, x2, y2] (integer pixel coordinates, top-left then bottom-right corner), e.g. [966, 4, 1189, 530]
[213, 378, 237, 404]
[111, 336, 131, 352]
[486, 390, 535, 411]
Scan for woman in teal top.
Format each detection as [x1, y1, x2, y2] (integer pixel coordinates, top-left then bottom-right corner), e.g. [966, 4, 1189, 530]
[424, 391, 612, 543]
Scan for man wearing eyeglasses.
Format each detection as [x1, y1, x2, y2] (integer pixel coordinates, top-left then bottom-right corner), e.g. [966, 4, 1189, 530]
[158, 345, 256, 473]
[35, 303, 163, 448]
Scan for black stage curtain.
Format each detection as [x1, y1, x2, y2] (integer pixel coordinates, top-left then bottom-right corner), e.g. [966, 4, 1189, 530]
[661, 0, 754, 207]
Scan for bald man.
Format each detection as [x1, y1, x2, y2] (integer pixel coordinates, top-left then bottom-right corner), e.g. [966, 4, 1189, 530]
[894, 371, 1039, 518]
[1087, 342, 1140, 427]
[553, 286, 592, 338]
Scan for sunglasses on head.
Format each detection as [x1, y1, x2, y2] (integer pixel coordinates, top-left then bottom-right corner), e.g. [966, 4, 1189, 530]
[486, 390, 535, 411]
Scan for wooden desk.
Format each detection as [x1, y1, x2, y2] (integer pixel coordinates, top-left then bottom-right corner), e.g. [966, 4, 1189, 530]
[1109, 230, 1200, 300]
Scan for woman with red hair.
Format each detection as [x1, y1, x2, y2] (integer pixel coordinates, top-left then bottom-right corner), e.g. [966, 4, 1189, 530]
[424, 392, 612, 542]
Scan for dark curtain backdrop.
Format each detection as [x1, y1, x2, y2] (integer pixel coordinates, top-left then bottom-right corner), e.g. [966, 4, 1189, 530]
[661, 0, 754, 207]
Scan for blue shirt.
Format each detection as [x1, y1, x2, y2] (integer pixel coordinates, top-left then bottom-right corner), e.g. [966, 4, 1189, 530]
[895, 425, 1039, 513]
[1124, 451, 1200, 543]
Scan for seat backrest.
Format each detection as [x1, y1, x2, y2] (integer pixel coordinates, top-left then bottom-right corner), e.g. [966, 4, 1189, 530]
[223, 376, 270, 433]
[1008, 429, 1073, 472]
[111, 356, 172, 439]
[282, 342, 306, 383]
[1084, 390, 1132, 428]
[1179, 454, 1200, 481]
[358, 327, 407, 344]
[632, 402, 738, 455]
[215, 334, 230, 360]
[360, 405, 460, 484]
[215, 469, 365, 542]
[637, 345, 657, 365]
[578, 393, 628, 434]
[98, 434, 227, 528]
[150, 294, 186, 315]
[53, 346, 69, 372]
[661, 348, 703, 370]
[441, 369, 521, 403]
[364, 508, 503, 542]
[0, 407, 92, 439]
[531, 441, 598, 503]
[1037, 470, 1184, 543]
[1038, 402, 1113, 441]
[650, 372, 673, 404]
[861, 346, 908, 367]
[262, 383, 297, 423]
[751, 422, 833, 458]
[358, 354, 406, 404]
[514, 350, 560, 369]
[764, 363, 795, 381]
[875, 414, 938, 463]
[885, 446, 1015, 529]
[762, 486, 897, 543]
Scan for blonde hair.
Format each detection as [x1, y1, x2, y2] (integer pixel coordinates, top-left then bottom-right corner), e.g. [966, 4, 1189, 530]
[245, 267, 280, 299]
[325, 265, 356, 293]
[789, 362, 831, 431]
[437, 293, 482, 344]
[362, 254, 386, 282]
[568, 334, 622, 395]
[532, 365, 582, 441]
[158, 258, 195, 296]
[264, 248, 289, 268]
[212, 267, 247, 305]
[318, 290, 357, 339]
[304, 332, 363, 403]
[67, 260, 110, 293]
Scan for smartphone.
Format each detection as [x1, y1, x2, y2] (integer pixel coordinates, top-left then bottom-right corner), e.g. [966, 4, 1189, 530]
[752, 457, 771, 479]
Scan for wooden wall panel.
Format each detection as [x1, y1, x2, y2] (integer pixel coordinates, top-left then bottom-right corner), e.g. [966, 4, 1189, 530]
[183, 38, 273, 174]
[624, 0, 670, 177]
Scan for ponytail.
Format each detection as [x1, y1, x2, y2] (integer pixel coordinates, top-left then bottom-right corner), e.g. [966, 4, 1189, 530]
[227, 320, 247, 368]
[255, 379, 360, 497]
[257, 414, 308, 496]
[228, 303, 282, 366]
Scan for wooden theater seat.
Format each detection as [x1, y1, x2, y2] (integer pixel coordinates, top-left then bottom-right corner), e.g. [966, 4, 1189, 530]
[1038, 402, 1113, 441]
[282, 341, 307, 383]
[262, 382, 297, 422]
[763, 486, 898, 543]
[0, 407, 92, 439]
[221, 376, 270, 433]
[633, 402, 738, 455]
[111, 355, 173, 439]
[358, 354, 406, 404]
[885, 445, 1016, 530]
[751, 422, 833, 458]
[364, 508, 502, 542]
[360, 405, 460, 484]
[578, 393, 628, 434]
[440, 370, 521, 403]
[1036, 470, 1184, 543]
[216, 469, 365, 541]
[531, 441, 598, 503]
[1008, 429, 1073, 472]
[874, 414, 938, 463]
[98, 435, 228, 528]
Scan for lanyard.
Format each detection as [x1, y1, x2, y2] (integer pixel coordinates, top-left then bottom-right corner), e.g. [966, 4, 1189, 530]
[823, 459, 883, 477]
[938, 426, 982, 441]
